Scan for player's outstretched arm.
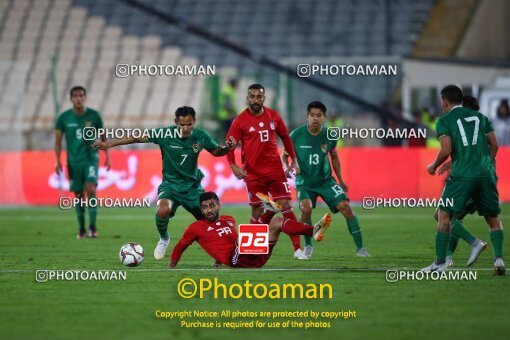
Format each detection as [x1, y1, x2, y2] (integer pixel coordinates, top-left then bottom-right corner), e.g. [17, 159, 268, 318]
[92, 136, 146, 150]
[168, 227, 197, 268]
[329, 148, 348, 192]
[209, 136, 237, 157]
[427, 136, 452, 175]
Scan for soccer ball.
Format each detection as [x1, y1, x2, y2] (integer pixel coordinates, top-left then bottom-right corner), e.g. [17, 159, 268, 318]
[119, 242, 144, 267]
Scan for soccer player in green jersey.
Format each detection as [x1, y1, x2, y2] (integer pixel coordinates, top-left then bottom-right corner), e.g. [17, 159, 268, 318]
[422, 85, 505, 275]
[433, 96, 497, 268]
[93, 106, 236, 260]
[281, 101, 370, 258]
[55, 86, 111, 239]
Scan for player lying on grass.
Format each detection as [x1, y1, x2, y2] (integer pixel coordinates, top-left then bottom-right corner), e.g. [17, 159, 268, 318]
[55, 86, 111, 239]
[422, 85, 505, 275]
[226, 83, 307, 259]
[93, 106, 235, 261]
[168, 191, 331, 268]
[281, 101, 370, 258]
[433, 96, 495, 267]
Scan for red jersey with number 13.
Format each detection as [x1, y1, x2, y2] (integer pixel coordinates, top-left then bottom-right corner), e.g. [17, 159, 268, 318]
[227, 107, 292, 181]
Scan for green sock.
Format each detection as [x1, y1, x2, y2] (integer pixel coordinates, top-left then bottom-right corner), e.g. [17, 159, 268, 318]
[303, 217, 313, 246]
[75, 203, 85, 233]
[88, 193, 97, 227]
[346, 216, 363, 250]
[490, 229, 504, 258]
[435, 231, 450, 264]
[446, 234, 459, 256]
[155, 214, 170, 239]
[451, 219, 475, 245]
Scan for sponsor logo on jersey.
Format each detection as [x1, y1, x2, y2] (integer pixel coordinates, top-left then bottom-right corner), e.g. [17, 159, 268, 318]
[321, 144, 328, 153]
[227, 221, 234, 227]
[270, 122, 275, 130]
[207, 226, 214, 231]
[192, 143, 200, 153]
[299, 145, 312, 148]
[259, 122, 264, 127]
[238, 224, 269, 254]
[67, 123, 78, 127]
[249, 126, 255, 132]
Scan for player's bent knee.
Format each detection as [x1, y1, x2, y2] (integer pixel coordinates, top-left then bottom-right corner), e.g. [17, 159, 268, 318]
[85, 185, 96, 196]
[156, 200, 172, 218]
[300, 205, 312, 216]
[337, 200, 353, 216]
[485, 216, 502, 230]
[269, 217, 284, 229]
[278, 199, 291, 210]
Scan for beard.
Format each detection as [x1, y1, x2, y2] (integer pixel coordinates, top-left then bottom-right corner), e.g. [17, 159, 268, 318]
[205, 211, 220, 221]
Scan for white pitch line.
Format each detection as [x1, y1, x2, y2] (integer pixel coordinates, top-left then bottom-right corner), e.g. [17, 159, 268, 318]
[0, 267, 499, 273]
[0, 212, 507, 221]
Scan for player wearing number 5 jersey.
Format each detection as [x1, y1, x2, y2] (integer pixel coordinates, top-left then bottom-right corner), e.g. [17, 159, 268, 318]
[55, 86, 111, 239]
[282, 101, 370, 258]
[169, 192, 331, 268]
[93, 106, 235, 261]
[226, 84, 308, 259]
[422, 85, 505, 275]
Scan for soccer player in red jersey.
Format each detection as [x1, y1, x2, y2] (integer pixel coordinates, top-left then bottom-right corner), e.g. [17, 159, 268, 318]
[225, 84, 308, 259]
[169, 192, 331, 268]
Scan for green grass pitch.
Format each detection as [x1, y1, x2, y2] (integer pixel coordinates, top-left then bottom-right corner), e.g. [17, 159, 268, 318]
[1, 204, 509, 339]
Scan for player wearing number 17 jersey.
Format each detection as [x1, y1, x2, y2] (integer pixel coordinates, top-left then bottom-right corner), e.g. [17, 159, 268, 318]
[422, 85, 504, 275]
[226, 84, 308, 259]
[282, 101, 370, 258]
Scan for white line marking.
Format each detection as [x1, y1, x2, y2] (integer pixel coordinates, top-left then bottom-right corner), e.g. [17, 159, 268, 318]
[0, 267, 499, 273]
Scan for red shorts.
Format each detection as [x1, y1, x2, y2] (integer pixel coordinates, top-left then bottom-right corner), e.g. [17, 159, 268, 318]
[229, 242, 277, 268]
[245, 177, 292, 206]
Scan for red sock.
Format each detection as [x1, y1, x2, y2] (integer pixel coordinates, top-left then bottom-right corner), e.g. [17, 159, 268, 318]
[257, 211, 275, 224]
[282, 207, 302, 250]
[281, 219, 313, 237]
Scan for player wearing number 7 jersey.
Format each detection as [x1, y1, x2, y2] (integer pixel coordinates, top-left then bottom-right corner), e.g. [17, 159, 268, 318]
[93, 106, 236, 261]
[226, 84, 308, 259]
[282, 101, 370, 258]
[422, 85, 505, 275]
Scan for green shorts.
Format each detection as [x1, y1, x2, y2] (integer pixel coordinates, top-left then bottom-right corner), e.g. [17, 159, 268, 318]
[67, 162, 98, 192]
[440, 176, 501, 218]
[297, 179, 348, 213]
[157, 181, 204, 220]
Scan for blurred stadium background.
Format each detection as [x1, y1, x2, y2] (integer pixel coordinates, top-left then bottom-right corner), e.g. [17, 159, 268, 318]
[0, 0, 509, 205]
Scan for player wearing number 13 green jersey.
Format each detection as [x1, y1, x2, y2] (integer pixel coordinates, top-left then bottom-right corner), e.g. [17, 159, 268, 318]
[283, 101, 370, 258]
[93, 106, 236, 262]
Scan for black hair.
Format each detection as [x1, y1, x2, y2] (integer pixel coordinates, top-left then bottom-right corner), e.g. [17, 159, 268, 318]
[248, 84, 265, 92]
[199, 191, 219, 204]
[440, 85, 463, 105]
[307, 101, 327, 114]
[462, 96, 479, 111]
[70, 86, 86, 97]
[175, 106, 196, 119]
